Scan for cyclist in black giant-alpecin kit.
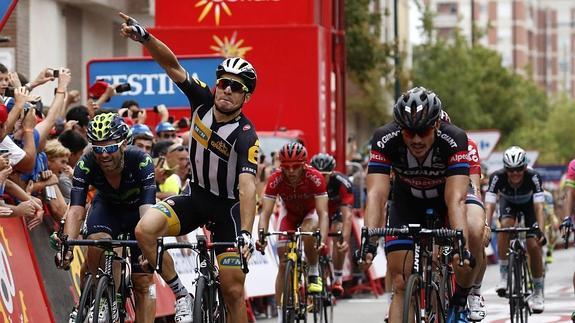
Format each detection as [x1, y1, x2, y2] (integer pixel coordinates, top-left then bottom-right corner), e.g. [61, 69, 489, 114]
[119, 12, 259, 323]
[361, 87, 482, 323]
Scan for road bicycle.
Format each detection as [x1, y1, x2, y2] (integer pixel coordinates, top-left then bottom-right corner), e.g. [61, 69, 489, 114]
[156, 234, 248, 323]
[59, 233, 138, 323]
[359, 215, 467, 323]
[258, 228, 321, 323]
[312, 231, 343, 323]
[493, 227, 538, 323]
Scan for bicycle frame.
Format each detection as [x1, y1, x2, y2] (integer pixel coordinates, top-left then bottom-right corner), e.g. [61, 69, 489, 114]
[61, 237, 139, 323]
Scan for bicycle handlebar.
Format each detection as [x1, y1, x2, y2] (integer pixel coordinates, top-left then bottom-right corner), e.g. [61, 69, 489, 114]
[492, 227, 538, 233]
[359, 225, 466, 266]
[155, 237, 249, 274]
[258, 228, 322, 255]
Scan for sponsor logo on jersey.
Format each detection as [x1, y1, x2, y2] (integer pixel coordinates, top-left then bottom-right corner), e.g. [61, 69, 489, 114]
[77, 160, 90, 174]
[438, 131, 458, 148]
[166, 199, 175, 206]
[370, 150, 389, 163]
[192, 75, 207, 88]
[400, 169, 445, 176]
[218, 253, 241, 267]
[247, 140, 259, 164]
[269, 173, 283, 189]
[376, 130, 400, 149]
[210, 139, 231, 158]
[243, 124, 251, 131]
[468, 144, 479, 163]
[400, 176, 445, 189]
[241, 166, 256, 174]
[192, 114, 212, 148]
[449, 151, 469, 164]
[139, 155, 153, 169]
[306, 171, 323, 187]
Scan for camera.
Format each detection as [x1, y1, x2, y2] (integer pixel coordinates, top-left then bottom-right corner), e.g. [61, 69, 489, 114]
[52, 69, 59, 78]
[153, 104, 166, 113]
[4, 87, 14, 98]
[115, 83, 132, 93]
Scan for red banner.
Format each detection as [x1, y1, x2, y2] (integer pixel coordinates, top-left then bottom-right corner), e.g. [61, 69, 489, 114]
[0, 217, 54, 322]
[156, 0, 316, 27]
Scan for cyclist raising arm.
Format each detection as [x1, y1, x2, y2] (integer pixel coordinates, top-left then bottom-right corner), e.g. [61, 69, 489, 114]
[257, 143, 329, 322]
[119, 12, 258, 323]
[362, 87, 477, 322]
[58, 113, 156, 323]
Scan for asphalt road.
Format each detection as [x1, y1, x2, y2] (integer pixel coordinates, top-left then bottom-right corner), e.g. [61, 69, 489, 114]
[253, 248, 575, 322]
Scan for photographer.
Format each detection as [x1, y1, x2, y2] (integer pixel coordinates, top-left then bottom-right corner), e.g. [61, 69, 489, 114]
[87, 80, 132, 117]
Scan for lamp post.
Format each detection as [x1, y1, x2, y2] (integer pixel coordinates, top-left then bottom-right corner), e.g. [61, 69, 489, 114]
[394, 0, 401, 100]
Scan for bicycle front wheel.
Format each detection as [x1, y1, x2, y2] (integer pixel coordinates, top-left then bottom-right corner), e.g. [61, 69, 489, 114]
[282, 260, 297, 323]
[93, 276, 116, 323]
[508, 254, 528, 323]
[194, 276, 221, 323]
[75, 273, 95, 323]
[403, 274, 422, 323]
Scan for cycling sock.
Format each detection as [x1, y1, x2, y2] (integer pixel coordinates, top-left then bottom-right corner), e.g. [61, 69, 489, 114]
[533, 277, 544, 292]
[308, 264, 319, 277]
[334, 270, 343, 284]
[166, 275, 189, 298]
[470, 284, 482, 295]
[450, 283, 471, 308]
[277, 306, 282, 323]
[499, 259, 509, 278]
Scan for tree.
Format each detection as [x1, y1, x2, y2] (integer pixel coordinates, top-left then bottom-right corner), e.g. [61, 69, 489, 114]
[345, 0, 394, 126]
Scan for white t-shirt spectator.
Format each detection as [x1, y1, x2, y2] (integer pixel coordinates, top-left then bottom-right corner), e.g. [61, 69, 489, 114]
[0, 136, 26, 166]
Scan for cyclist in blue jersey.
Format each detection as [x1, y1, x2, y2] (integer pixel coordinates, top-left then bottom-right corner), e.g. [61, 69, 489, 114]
[56, 112, 157, 323]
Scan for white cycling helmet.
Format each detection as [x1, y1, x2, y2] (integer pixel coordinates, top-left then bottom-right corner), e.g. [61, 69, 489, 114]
[503, 146, 527, 169]
[216, 57, 257, 93]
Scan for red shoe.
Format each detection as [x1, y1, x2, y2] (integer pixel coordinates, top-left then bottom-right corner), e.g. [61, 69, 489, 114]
[332, 282, 344, 297]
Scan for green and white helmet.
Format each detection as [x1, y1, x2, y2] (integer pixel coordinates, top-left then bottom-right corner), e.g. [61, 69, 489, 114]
[87, 112, 130, 143]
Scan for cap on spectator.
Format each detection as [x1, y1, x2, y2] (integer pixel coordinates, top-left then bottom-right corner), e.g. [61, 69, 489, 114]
[88, 80, 109, 99]
[0, 104, 7, 123]
[155, 121, 176, 134]
[132, 124, 154, 140]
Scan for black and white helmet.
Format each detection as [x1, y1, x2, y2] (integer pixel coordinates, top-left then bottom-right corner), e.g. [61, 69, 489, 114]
[216, 57, 257, 93]
[310, 153, 336, 173]
[503, 146, 527, 169]
[393, 87, 442, 132]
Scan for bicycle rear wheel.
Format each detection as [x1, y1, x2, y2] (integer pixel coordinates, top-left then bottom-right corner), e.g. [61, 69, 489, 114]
[93, 276, 116, 323]
[282, 260, 296, 323]
[75, 273, 95, 323]
[403, 274, 422, 323]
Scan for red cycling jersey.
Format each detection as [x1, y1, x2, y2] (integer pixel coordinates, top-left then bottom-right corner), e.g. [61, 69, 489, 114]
[468, 138, 481, 175]
[264, 165, 328, 218]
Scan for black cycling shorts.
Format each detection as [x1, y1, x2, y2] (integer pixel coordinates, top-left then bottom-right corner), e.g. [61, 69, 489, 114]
[152, 185, 241, 255]
[85, 197, 144, 273]
[384, 190, 448, 254]
[499, 199, 537, 238]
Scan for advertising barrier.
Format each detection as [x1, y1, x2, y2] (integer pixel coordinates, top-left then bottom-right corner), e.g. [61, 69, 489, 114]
[86, 56, 222, 109]
[0, 217, 53, 322]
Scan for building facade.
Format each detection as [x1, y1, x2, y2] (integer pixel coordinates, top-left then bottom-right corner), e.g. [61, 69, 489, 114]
[426, 0, 574, 97]
[0, 0, 153, 103]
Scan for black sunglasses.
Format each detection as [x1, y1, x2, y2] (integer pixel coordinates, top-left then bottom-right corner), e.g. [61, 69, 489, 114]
[216, 78, 248, 93]
[505, 166, 525, 173]
[169, 145, 187, 153]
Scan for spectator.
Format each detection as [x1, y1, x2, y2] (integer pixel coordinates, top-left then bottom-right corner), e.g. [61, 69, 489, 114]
[131, 124, 154, 154]
[45, 139, 72, 204]
[65, 105, 90, 137]
[58, 129, 88, 167]
[155, 121, 177, 140]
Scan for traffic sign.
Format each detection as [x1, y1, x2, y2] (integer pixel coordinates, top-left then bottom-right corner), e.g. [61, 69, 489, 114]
[0, 0, 17, 32]
[467, 130, 500, 160]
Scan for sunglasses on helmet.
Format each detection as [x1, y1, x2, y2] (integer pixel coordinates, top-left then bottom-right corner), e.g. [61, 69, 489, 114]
[92, 140, 124, 155]
[216, 78, 248, 93]
[401, 126, 436, 139]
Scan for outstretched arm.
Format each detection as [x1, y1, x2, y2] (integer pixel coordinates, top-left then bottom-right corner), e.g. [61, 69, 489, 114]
[119, 12, 186, 83]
